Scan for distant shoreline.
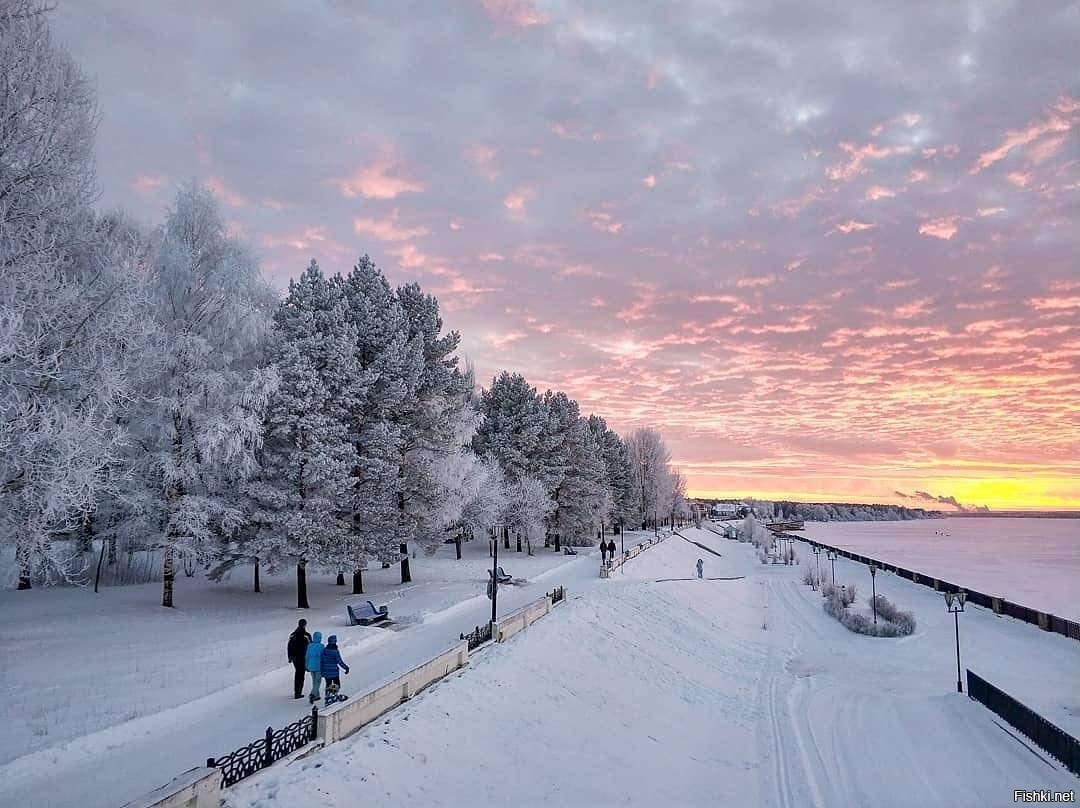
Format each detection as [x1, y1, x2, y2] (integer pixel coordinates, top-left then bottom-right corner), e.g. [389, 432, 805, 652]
[946, 511, 1080, 519]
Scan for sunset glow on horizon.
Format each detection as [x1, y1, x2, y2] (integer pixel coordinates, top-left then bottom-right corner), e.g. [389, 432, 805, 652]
[54, 1, 1079, 512]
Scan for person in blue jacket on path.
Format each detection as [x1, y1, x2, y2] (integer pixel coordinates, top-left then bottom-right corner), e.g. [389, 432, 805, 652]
[305, 631, 324, 704]
[696, 558, 704, 579]
[320, 635, 350, 698]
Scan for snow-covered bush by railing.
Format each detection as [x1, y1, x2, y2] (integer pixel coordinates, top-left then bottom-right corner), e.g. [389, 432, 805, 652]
[822, 588, 916, 637]
[870, 595, 917, 635]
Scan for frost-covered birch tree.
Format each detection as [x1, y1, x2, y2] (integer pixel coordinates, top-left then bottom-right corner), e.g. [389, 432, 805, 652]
[0, 2, 154, 588]
[626, 427, 673, 529]
[126, 183, 277, 607]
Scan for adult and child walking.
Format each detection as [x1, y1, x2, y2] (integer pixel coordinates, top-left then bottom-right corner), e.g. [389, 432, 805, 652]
[286, 619, 350, 702]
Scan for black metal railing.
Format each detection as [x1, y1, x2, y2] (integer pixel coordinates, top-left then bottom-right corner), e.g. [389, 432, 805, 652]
[967, 670, 1080, 776]
[460, 622, 493, 650]
[208, 706, 318, 788]
[795, 537, 1080, 642]
[549, 586, 565, 605]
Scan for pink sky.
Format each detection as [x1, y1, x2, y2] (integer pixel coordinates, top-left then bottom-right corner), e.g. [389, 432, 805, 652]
[53, 1, 1079, 509]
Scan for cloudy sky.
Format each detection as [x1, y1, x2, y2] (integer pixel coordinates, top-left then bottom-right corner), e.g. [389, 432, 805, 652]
[52, 0, 1079, 509]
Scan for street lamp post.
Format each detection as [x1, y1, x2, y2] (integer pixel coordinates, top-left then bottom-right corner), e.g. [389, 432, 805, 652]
[490, 526, 499, 625]
[869, 562, 878, 624]
[827, 549, 837, 586]
[944, 590, 966, 693]
[811, 545, 822, 590]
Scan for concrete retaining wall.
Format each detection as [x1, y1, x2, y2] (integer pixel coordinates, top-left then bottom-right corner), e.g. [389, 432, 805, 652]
[120, 766, 221, 808]
[319, 641, 468, 743]
[495, 595, 553, 642]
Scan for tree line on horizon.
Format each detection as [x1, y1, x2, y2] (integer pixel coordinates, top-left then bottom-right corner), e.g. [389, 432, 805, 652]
[0, 2, 689, 606]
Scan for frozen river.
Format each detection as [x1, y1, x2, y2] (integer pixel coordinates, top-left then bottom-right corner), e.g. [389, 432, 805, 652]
[799, 517, 1080, 621]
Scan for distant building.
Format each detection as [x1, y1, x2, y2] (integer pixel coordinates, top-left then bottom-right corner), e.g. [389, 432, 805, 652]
[711, 502, 739, 516]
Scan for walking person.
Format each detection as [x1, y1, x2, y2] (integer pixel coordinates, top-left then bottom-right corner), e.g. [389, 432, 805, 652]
[600, 540, 608, 567]
[320, 634, 350, 700]
[606, 538, 617, 568]
[305, 631, 324, 703]
[286, 619, 311, 700]
[696, 558, 704, 579]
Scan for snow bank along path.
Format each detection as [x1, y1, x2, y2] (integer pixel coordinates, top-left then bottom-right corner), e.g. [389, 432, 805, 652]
[226, 528, 1079, 808]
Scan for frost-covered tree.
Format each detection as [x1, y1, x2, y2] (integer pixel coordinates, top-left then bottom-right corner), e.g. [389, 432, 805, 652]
[502, 473, 555, 555]
[0, 3, 154, 588]
[125, 183, 277, 607]
[473, 372, 546, 483]
[587, 415, 639, 532]
[395, 282, 477, 559]
[456, 457, 509, 549]
[625, 427, 673, 529]
[246, 261, 358, 608]
[338, 259, 415, 578]
[541, 391, 606, 546]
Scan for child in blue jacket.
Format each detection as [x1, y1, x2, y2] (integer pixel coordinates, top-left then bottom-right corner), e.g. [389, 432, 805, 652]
[305, 631, 324, 703]
[320, 635, 350, 698]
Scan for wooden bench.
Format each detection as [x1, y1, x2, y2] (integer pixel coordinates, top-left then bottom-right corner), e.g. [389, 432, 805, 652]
[487, 567, 513, 584]
[346, 600, 389, 626]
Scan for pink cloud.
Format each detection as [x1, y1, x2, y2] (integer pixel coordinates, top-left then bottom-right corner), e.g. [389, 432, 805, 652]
[642, 174, 657, 188]
[352, 209, 429, 242]
[826, 142, 912, 182]
[1028, 296, 1080, 311]
[918, 215, 961, 240]
[584, 208, 623, 234]
[970, 96, 1078, 173]
[736, 275, 776, 288]
[133, 173, 166, 196]
[330, 152, 424, 199]
[204, 174, 248, 207]
[464, 144, 500, 179]
[1006, 171, 1031, 187]
[504, 187, 533, 218]
[480, 0, 548, 30]
[865, 185, 897, 200]
[907, 168, 930, 183]
[829, 219, 875, 235]
[261, 226, 328, 251]
[977, 207, 1006, 217]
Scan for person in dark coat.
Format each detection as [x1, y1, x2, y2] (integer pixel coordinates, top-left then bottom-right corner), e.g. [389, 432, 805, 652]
[600, 540, 608, 566]
[320, 635, 350, 697]
[286, 619, 311, 699]
[606, 539, 617, 567]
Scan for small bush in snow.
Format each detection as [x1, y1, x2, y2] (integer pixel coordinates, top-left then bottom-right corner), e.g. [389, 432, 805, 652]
[870, 595, 917, 635]
[841, 583, 857, 606]
[822, 590, 916, 637]
[802, 568, 818, 587]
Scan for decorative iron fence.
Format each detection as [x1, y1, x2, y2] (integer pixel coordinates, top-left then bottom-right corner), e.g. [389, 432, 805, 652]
[967, 670, 1080, 776]
[549, 586, 565, 605]
[460, 622, 493, 651]
[207, 706, 318, 788]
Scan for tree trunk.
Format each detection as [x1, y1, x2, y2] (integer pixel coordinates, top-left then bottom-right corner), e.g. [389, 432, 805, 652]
[516, 531, 522, 552]
[297, 560, 309, 608]
[107, 535, 117, 566]
[352, 568, 364, 594]
[336, 572, 345, 586]
[253, 558, 261, 593]
[503, 527, 510, 550]
[400, 542, 411, 584]
[94, 538, 105, 593]
[16, 538, 32, 590]
[162, 546, 175, 608]
[78, 512, 94, 555]
[455, 536, 462, 560]
[554, 533, 561, 552]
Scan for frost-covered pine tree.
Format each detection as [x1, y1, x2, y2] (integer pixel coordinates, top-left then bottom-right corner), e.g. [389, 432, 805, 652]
[541, 391, 607, 546]
[339, 258, 416, 576]
[246, 261, 358, 608]
[394, 282, 478, 559]
[587, 415, 640, 532]
[473, 372, 546, 483]
[502, 474, 554, 555]
[125, 183, 277, 607]
[0, 2, 155, 588]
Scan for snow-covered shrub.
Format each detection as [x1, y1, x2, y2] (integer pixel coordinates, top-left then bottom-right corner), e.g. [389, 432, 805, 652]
[823, 588, 845, 619]
[841, 583, 857, 606]
[757, 548, 768, 564]
[870, 595, 917, 635]
[802, 568, 817, 587]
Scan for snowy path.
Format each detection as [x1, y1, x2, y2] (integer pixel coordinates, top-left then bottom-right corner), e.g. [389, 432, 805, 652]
[224, 529, 1078, 808]
[0, 540, 618, 808]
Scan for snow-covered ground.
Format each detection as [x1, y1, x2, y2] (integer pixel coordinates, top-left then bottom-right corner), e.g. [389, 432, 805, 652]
[3, 527, 1078, 808]
[801, 517, 1080, 621]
